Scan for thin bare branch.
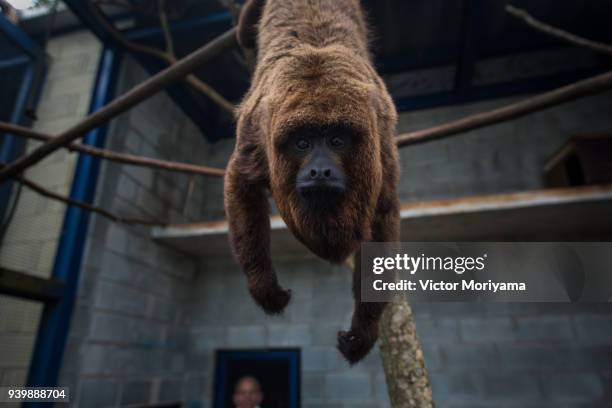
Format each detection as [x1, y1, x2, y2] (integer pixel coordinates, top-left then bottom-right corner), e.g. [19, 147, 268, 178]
[0, 27, 237, 183]
[91, 2, 234, 113]
[506, 5, 612, 57]
[92, 1, 169, 59]
[3, 166, 165, 227]
[396, 70, 612, 146]
[0, 122, 225, 177]
[159, 0, 175, 56]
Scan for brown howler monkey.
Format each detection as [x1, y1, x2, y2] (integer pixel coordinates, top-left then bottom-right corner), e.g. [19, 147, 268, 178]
[225, 0, 400, 364]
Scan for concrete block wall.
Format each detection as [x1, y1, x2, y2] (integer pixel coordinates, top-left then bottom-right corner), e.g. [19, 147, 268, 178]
[191, 255, 392, 408]
[194, 258, 612, 407]
[58, 55, 218, 407]
[0, 30, 102, 390]
[411, 303, 612, 407]
[397, 92, 612, 202]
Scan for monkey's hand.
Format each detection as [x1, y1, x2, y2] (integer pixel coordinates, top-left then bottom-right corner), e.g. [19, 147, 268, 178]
[248, 277, 292, 315]
[337, 325, 378, 365]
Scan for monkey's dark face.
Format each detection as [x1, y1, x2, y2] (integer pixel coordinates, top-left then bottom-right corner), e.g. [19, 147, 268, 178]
[293, 127, 349, 201]
[270, 120, 379, 263]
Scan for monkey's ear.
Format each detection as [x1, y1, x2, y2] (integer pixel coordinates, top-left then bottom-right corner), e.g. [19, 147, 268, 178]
[237, 0, 266, 51]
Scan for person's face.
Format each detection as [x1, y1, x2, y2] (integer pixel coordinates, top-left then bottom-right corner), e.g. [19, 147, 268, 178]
[233, 378, 263, 408]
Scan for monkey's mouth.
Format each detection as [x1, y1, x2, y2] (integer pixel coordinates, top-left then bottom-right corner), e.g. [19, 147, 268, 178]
[297, 180, 346, 197]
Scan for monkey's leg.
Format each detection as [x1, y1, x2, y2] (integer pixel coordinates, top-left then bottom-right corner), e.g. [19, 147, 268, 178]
[337, 250, 388, 364]
[338, 185, 400, 364]
[224, 155, 291, 315]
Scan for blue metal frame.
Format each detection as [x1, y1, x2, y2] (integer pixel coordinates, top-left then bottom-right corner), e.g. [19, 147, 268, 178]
[0, 62, 35, 221]
[0, 55, 29, 70]
[213, 349, 300, 408]
[125, 11, 232, 41]
[25, 47, 122, 399]
[0, 14, 45, 227]
[61, 0, 112, 43]
[0, 13, 41, 59]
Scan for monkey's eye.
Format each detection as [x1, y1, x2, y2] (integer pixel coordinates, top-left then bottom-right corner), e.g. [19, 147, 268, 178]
[329, 135, 345, 149]
[295, 138, 311, 151]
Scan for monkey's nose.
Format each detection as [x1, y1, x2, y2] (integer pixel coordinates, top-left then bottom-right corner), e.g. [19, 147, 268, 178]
[310, 168, 332, 180]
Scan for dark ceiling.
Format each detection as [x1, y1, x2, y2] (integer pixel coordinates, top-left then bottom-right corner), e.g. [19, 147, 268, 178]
[12, 0, 612, 140]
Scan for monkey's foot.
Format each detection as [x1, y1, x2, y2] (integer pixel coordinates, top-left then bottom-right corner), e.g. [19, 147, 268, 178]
[250, 283, 291, 315]
[337, 328, 377, 364]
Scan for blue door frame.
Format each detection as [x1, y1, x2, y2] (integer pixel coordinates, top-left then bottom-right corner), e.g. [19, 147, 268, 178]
[213, 349, 301, 408]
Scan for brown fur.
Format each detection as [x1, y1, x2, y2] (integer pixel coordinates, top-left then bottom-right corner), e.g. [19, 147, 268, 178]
[224, 0, 400, 364]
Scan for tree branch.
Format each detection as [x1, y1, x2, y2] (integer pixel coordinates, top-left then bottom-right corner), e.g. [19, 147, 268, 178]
[0, 122, 225, 177]
[396, 69, 612, 147]
[91, 1, 234, 113]
[0, 26, 236, 183]
[506, 5, 612, 57]
[4, 166, 165, 227]
[158, 0, 175, 56]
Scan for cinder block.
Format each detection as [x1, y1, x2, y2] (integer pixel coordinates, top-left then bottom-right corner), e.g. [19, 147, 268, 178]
[158, 379, 184, 403]
[541, 373, 604, 402]
[79, 379, 118, 408]
[478, 372, 543, 401]
[497, 345, 561, 369]
[460, 317, 515, 342]
[190, 326, 227, 353]
[302, 373, 325, 403]
[515, 316, 574, 341]
[414, 318, 461, 344]
[430, 373, 480, 404]
[573, 316, 612, 344]
[183, 374, 211, 402]
[267, 325, 312, 347]
[124, 163, 154, 191]
[302, 347, 339, 372]
[105, 224, 129, 255]
[116, 174, 139, 202]
[325, 373, 372, 400]
[121, 380, 152, 406]
[94, 281, 148, 316]
[152, 298, 178, 323]
[443, 343, 498, 369]
[227, 326, 266, 348]
[90, 312, 165, 345]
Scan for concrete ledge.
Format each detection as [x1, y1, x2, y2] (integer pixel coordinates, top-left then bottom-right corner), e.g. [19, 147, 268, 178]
[152, 184, 612, 258]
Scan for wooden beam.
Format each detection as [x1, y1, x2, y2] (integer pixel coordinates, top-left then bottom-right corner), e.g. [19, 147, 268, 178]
[0, 267, 65, 303]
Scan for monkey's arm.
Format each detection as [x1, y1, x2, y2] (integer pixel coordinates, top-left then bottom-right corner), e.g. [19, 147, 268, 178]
[224, 146, 291, 314]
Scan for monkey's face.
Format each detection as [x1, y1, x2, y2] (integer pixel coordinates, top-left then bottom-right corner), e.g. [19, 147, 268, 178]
[292, 126, 348, 200]
[271, 120, 380, 263]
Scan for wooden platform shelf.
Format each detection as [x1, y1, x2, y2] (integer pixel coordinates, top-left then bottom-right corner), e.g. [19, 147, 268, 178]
[152, 185, 612, 258]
